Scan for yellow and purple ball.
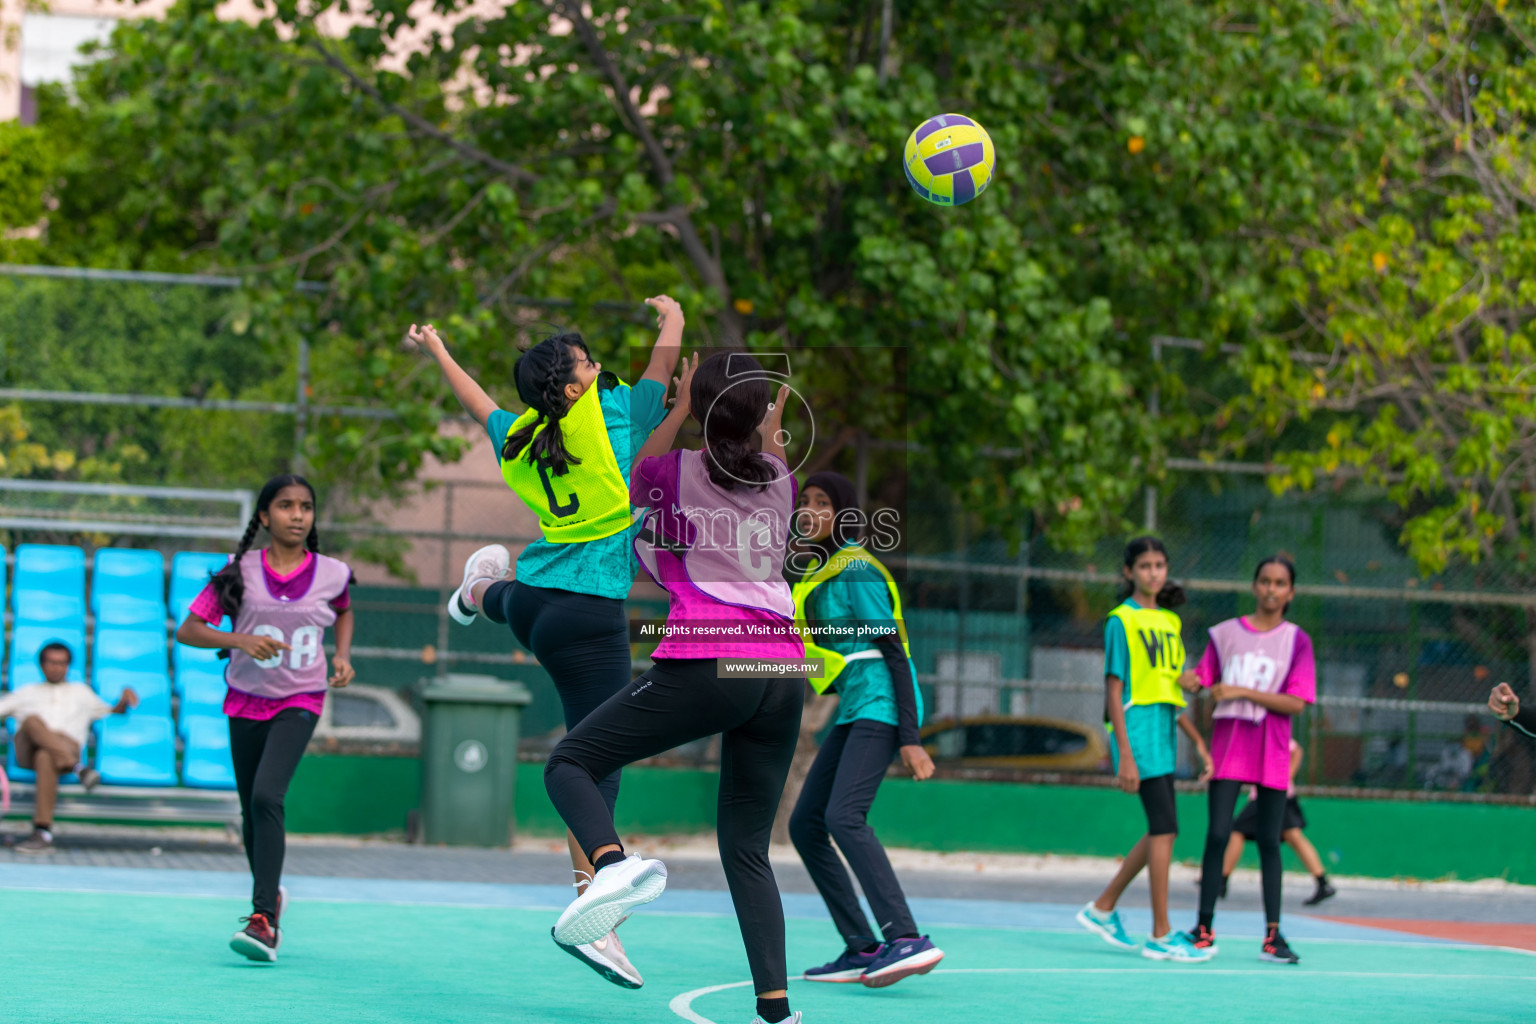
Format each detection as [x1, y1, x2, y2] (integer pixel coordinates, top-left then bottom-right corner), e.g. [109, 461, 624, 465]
[903, 113, 995, 207]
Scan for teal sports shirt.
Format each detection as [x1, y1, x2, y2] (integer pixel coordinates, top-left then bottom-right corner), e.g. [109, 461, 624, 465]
[486, 377, 667, 599]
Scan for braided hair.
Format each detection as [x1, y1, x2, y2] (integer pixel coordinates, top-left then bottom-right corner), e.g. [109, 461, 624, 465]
[503, 332, 589, 474]
[209, 474, 320, 618]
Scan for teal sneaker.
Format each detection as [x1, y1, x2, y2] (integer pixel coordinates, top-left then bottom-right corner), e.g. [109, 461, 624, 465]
[1143, 931, 1214, 963]
[1076, 902, 1137, 951]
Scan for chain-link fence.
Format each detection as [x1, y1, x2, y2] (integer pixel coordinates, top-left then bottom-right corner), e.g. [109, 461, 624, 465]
[3, 265, 1533, 801]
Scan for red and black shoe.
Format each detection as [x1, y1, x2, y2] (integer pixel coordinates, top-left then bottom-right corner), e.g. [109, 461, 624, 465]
[1188, 923, 1219, 955]
[230, 913, 279, 962]
[1260, 927, 1300, 964]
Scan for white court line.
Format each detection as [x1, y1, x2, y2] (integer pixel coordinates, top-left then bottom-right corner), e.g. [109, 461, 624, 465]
[669, 967, 1536, 1024]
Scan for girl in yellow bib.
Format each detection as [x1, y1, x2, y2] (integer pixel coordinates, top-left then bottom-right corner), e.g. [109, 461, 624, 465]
[1076, 536, 1213, 962]
[406, 299, 681, 989]
[786, 472, 944, 989]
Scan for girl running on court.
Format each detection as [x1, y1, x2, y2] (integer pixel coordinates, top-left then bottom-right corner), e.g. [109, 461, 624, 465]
[406, 299, 681, 989]
[1178, 553, 1316, 964]
[543, 351, 806, 1024]
[1077, 536, 1214, 962]
[175, 474, 356, 963]
[1214, 739, 1336, 907]
[787, 471, 944, 988]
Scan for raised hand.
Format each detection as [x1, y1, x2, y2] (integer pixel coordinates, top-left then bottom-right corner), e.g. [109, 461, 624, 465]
[644, 294, 684, 329]
[404, 323, 445, 353]
[670, 352, 700, 416]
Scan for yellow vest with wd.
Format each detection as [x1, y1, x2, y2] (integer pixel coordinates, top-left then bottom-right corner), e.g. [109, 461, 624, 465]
[1109, 602, 1186, 708]
[792, 545, 909, 694]
[501, 379, 633, 544]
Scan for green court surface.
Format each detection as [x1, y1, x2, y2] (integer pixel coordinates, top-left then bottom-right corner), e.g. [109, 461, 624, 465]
[4, 887, 1532, 1024]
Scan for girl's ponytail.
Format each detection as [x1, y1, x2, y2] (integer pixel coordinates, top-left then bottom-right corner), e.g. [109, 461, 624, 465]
[503, 333, 588, 473]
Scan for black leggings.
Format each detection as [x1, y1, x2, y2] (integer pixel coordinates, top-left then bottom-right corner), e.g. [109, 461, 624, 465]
[229, 707, 318, 921]
[482, 580, 629, 816]
[544, 658, 802, 994]
[1201, 779, 1286, 925]
[790, 719, 918, 947]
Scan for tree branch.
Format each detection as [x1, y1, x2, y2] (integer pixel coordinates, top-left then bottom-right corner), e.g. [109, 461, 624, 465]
[307, 38, 539, 186]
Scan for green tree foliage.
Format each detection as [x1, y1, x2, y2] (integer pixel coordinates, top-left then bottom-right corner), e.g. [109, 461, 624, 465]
[1218, 1, 1536, 574]
[15, 0, 1409, 550]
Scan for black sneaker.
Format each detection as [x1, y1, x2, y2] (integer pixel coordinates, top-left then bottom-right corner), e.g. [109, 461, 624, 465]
[1304, 877, 1337, 906]
[1187, 922, 1219, 955]
[15, 827, 54, 854]
[78, 768, 101, 791]
[1260, 928, 1300, 964]
[230, 913, 279, 962]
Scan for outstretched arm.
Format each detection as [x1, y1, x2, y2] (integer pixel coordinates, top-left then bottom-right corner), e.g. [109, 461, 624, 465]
[407, 323, 500, 428]
[634, 353, 698, 469]
[640, 296, 685, 386]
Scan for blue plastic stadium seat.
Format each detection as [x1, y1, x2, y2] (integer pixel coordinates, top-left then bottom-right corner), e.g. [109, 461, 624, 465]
[177, 669, 227, 717]
[7, 625, 87, 687]
[12, 545, 86, 618]
[91, 549, 166, 610]
[95, 668, 173, 719]
[170, 551, 229, 615]
[97, 597, 169, 629]
[94, 627, 169, 677]
[181, 717, 236, 790]
[174, 638, 227, 683]
[11, 588, 85, 628]
[4, 719, 80, 784]
[95, 715, 178, 787]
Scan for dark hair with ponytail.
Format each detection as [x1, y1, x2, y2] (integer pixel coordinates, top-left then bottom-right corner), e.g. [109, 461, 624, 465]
[691, 351, 776, 492]
[1117, 535, 1186, 608]
[1254, 552, 1297, 614]
[503, 333, 590, 473]
[209, 474, 319, 618]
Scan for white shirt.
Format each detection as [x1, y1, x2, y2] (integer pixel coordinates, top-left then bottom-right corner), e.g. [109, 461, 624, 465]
[0, 683, 114, 749]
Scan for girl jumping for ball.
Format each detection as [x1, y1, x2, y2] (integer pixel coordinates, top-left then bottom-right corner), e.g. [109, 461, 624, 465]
[1178, 554, 1316, 964]
[406, 299, 680, 988]
[543, 351, 806, 1024]
[787, 471, 944, 988]
[1077, 536, 1213, 962]
[175, 474, 356, 963]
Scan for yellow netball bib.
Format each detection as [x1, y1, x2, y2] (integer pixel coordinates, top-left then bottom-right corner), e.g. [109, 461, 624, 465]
[501, 380, 633, 544]
[792, 545, 909, 694]
[1109, 602, 1186, 708]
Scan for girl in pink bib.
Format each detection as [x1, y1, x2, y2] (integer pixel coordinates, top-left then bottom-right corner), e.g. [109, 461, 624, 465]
[176, 474, 355, 964]
[1178, 554, 1315, 964]
[543, 351, 805, 1024]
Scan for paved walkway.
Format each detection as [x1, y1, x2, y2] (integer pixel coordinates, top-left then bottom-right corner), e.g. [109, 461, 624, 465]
[2, 822, 1530, 923]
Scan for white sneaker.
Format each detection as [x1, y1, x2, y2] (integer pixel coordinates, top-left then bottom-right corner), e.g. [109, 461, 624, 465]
[447, 544, 511, 625]
[552, 855, 667, 946]
[553, 924, 644, 988]
[751, 1014, 801, 1024]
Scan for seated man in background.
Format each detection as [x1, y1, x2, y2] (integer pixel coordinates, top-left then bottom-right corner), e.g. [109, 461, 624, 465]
[0, 643, 138, 853]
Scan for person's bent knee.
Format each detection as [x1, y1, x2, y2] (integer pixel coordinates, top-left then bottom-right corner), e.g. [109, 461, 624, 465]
[826, 805, 873, 844]
[251, 788, 286, 818]
[787, 806, 819, 849]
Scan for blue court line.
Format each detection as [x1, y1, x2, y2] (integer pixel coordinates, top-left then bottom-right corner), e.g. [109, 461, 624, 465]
[0, 863, 1453, 947]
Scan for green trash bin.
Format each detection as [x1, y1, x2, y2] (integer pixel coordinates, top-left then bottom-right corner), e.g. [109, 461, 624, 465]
[419, 674, 533, 846]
